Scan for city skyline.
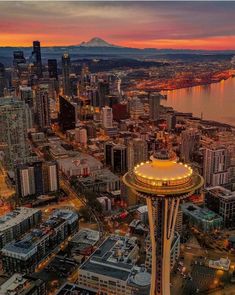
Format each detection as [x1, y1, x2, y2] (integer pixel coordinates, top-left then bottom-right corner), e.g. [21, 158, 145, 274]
[1, 1, 235, 50]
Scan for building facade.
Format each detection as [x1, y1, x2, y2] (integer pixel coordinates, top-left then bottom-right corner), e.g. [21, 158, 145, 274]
[16, 161, 59, 199]
[205, 186, 235, 228]
[0, 98, 30, 169]
[0, 207, 42, 249]
[2, 209, 78, 274]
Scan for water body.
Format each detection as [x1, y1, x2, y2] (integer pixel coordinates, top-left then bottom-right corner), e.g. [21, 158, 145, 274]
[162, 77, 235, 126]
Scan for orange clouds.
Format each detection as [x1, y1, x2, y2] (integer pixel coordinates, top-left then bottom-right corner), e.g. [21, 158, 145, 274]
[2, 34, 235, 50]
[122, 36, 235, 50]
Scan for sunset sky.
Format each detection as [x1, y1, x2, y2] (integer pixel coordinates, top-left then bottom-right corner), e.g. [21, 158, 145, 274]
[1, 1, 235, 50]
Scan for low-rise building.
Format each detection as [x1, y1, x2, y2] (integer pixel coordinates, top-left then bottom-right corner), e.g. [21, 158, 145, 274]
[0, 273, 46, 295]
[58, 153, 102, 177]
[55, 283, 96, 295]
[205, 186, 235, 228]
[75, 169, 120, 193]
[181, 202, 223, 232]
[69, 228, 100, 256]
[77, 236, 150, 295]
[0, 207, 42, 249]
[136, 205, 148, 224]
[2, 209, 78, 274]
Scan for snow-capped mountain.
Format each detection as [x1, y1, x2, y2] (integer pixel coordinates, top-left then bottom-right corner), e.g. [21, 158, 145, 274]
[79, 37, 118, 47]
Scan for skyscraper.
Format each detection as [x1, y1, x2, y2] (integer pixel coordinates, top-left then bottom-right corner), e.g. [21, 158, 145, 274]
[19, 86, 34, 108]
[98, 80, 109, 107]
[129, 97, 144, 119]
[35, 84, 51, 130]
[203, 146, 230, 187]
[0, 63, 6, 97]
[13, 51, 26, 67]
[32, 41, 42, 78]
[104, 142, 114, 167]
[101, 106, 113, 128]
[0, 98, 30, 169]
[48, 59, 58, 80]
[127, 138, 148, 170]
[123, 150, 203, 295]
[112, 144, 127, 174]
[180, 128, 200, 163]
[62, 53, 71, 96]
[16, 161, 59, 199]
[149, 92, 165, 121]
[58, 96, 77, 131]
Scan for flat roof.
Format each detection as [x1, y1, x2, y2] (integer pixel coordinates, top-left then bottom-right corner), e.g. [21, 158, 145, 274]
[58, 153, 102, 171]
[80, 236, 138, 281]
[2, 209, 77, 257]
[56, 283, 97, 295]
[70, 228, 99, 246]
[0, 207, 41, 232]
[206, 186, 235, 200]
[182, 203, 222, 222]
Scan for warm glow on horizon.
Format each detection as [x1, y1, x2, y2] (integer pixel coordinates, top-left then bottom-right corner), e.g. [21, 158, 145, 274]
[1, 2, 235, 50]
[1, 35, 235, 50]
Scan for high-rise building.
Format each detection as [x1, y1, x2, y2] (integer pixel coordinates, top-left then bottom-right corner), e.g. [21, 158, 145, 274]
[75, 128, 87, 146]
[127, 138, 148, 170]
[129, 97, 144, 119]
[32, 41, 42, 78]
[112, 144, 127, 174]
[101, 106, 113, 128]
[48, 59, 58, 80]
[19, 86, 34, 108]
[0, 63, 6, 97]
[104, 142, 114, 167]
[98, 80, 109, 107]
[0, 98, 30, 169]
[35, 84, 51, 130]
[180, 128, 200, 163]
[123, 150, 203, 295]
[205, 186, 235, 229]
[16, 161, 59, 199]
[112, 103, 128, 121]
[149, 92, 165, 121]
[203, 146, 230, 187]
[62, 53, 71, 96]
[13, 51, 26, 67]
[58, 96, 77, 131]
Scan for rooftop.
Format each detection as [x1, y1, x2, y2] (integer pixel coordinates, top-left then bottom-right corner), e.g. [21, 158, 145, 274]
[181, 203, 223, 222]
[0, 274, 43, 295]
[2, 209, 77, 258]
[206, 186, 235, 200]
[70, 228, 99, 246]
[80, 235, 150, 286]
[55, 283, 97, 295]
[0, 207, 41, 232]
[58, 153, 102, 171]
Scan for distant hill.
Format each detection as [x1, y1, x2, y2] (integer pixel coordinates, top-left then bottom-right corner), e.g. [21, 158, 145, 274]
[0, 37, 235, 66]
[79, 37, 119, 48]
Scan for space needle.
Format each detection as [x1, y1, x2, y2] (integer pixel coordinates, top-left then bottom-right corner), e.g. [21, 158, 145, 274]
[123, 150, 203, 295]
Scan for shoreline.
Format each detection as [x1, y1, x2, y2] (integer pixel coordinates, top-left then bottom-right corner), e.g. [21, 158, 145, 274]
[135, 70, 235, 92]
[160, 75, 233, 92]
